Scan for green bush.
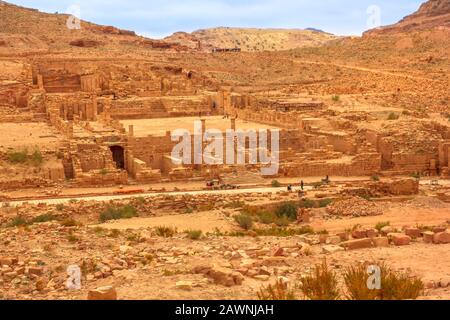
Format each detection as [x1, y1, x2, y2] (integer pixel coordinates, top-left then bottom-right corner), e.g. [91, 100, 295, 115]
[332, 95, 340, 102]
[299, 198, 316, 209]
[6, 216, 29, 228]
[154, 226, 177, 238]
[271, 180, 281, 188]
[7, 151, 28, 164]
[344, 263, 424, 300]
[32, 214, 57, 223]
[300, 260, 340, 300]
[234, 214, 253, 230]
[387, 112, 399, 120]
[275, 202, 298, 220]
[318, 199, 333, 208]
[186, 229, 203, 240]
[31, 150, 43, 166]
[99, 205, 138, 222]
[257, 280, 296, 300]
[375, 221, 390, 232]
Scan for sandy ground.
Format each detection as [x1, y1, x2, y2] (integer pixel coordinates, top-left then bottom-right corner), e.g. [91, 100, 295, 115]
[311, 207, 450, 234]
[0, 123, 63, 150]
[96, 211, 234, 233]
[120, 116, 280, 137]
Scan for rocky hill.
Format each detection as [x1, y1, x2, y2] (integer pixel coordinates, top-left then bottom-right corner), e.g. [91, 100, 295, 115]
[0, 1, 185, 54]
[365, 0, 450, 35]
[164, 27, 337, 52]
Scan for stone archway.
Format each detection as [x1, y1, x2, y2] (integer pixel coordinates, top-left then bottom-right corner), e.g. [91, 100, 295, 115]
[110, 145, 125, 169]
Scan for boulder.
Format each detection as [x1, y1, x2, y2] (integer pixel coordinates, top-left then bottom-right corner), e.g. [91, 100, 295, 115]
[372, 237, 389, 247]
[433, 231, 450, 244]
[193, 265, 244, 287]
[322, 245, 345, 254]
[351, 229, 368, 239]
[404, 228, 421, 239]
[326, 236, 341, 245]
[341, 238, 373, 250]
[388, 233, 411, 246]
[423, 231, 435, 244]
[87, 286, 117, 300]
[176, 281, 193, 291]
[381, 226, 397, 236]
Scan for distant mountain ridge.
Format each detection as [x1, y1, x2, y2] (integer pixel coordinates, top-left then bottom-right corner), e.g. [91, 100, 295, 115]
[164, 27, 338, 52]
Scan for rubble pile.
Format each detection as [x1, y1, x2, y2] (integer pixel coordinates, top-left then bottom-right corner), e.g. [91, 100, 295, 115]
[326, 196, 383, 217]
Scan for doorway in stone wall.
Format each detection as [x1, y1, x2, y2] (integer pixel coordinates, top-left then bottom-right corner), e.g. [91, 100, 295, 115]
[110, 146, 125, 169]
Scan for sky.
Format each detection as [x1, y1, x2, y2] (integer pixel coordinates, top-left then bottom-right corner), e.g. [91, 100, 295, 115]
[7, 0, 424, 38]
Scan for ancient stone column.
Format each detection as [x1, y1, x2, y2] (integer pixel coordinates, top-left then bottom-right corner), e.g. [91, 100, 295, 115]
[92, 95, 98, 121]
[231, 118, 236, 131]
[128, 125, 134, 138]
[37, 74, 44, 90]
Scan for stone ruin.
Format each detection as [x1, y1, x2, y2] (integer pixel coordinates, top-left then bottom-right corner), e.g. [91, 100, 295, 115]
[0, 56, 449, 190]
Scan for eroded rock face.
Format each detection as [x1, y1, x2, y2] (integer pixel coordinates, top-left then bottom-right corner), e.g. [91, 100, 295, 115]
[69, 39, 101, 48]
[365, 0, 450, 35]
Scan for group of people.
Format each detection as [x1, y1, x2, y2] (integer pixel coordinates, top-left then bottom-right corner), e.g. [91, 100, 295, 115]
[287, 180, 304, 192]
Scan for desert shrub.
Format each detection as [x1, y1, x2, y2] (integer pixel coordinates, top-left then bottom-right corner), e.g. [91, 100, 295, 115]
[186, 229, 203, 240]
[99, 205, 137, 222]
[271, 180, 281, 188]
[275, 202, 298, 220]
[100, 168, 108, 175]
[256, 210, 291, 226]
[387, 112, 399, 120]
[56, 204, 65, 211]
[32, 214, 57, 224]
[6, 216, 29, 228]
[300, 260, 340, 300]
[134, 196, 146, 204]
[332, 95, 340, 102]
[234, 214, 253, 230]
[343, 264, 379, 300]
[66, 234, 80, 243]
[343, 263, 424, 300]
[7, 151, 28, 164]
[154, 226, 177, 238]
[316, 229, 329, 235]
[299, 198, 315, 209]
[60, 218, 79, 227]
[375, 221, 390, 232]
[318, 198, 333, 208]
[371, 175, 380, 182]
[380, 267, 424, 300]
[257, 280, 296, 300]
[108, 229, 122, 238]
[411, 172, 421, 180]
[30, 150, 43, 166]
[258, 210, 278, 224]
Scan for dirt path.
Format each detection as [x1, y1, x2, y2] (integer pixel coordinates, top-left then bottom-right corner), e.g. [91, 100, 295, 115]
[95, 211, 234, 233]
